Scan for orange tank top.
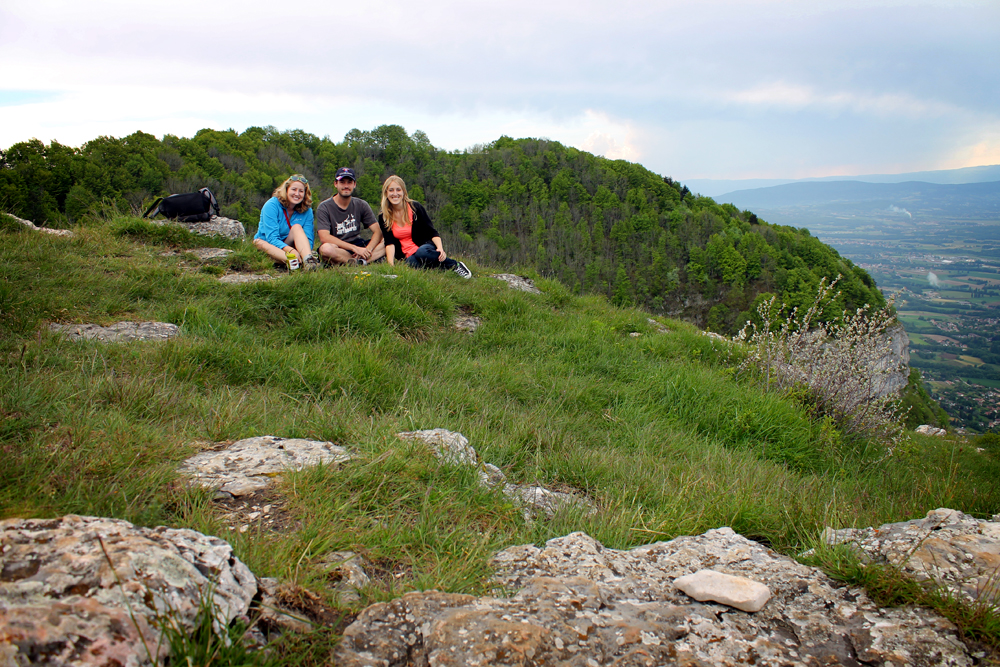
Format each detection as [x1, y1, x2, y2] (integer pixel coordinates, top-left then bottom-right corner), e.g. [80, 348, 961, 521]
[394, 205, 419, 257]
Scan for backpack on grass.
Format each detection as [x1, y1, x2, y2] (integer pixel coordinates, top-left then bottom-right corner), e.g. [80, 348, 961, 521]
[142, 188, 220, 223]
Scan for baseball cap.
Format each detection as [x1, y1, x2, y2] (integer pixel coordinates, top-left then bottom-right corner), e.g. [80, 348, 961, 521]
[335, 167, 357, 181]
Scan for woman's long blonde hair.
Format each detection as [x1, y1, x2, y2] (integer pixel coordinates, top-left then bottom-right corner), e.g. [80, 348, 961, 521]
[273, 175, 313, 214]
[380, 175, 413, 232]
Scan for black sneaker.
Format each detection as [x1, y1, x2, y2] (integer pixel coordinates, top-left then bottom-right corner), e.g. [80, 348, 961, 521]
[453, 261, 472, 279]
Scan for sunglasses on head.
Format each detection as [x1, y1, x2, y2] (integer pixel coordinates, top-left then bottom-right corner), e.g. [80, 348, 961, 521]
[288, 174, 309, 185]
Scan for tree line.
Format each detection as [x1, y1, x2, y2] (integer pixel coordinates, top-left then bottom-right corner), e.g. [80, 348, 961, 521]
[0, 124, 884, 333]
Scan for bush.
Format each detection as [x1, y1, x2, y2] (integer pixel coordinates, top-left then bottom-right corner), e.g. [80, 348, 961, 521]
[736, 277, 905, 452]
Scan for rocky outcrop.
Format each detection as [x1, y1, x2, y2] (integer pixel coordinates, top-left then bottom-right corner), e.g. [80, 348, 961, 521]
[820, 507, 1000, 607]
[875, 322, 911, 397]
[49, 321, 179, 342]
[397, 429, 594, 519]
[0, 515, 257, 666]
[149, 215, 246, 240]
[491, 274, 541, 294]
[178, 435, 353, 497]
[916, 424, 948, 436]
[335, 529, 973, 666]
[4, 211, 75, 237]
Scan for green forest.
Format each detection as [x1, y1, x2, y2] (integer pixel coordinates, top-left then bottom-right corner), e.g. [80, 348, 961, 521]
[0, 125, 883, 333]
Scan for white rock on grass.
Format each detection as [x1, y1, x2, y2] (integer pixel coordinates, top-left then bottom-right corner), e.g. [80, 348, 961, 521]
[148, 215, 246, 240]
[490, 273, 541, 294]
[0, 515, 257, 666]
[915, 424, 947, 436]
[218, 273, 272, 284]
[673, 568, 771, 612]
[179, 435, 353, 496]
[4, 211, 75, 237]
[49, 321, 179, 342]
[397, 429, 595, 519]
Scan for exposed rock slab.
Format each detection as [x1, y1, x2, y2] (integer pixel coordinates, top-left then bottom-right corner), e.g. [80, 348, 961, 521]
[822, 507, 1000, 606]
[335, 529, 973, 666]
[0, 515, 257, 666]
[4, 211, 75, 237]
[916, 424, 947, 436]
[398, 429, 595, 519]
[150, 215, 246, 239]
[188, 247, 233, 260]
[491, 273, 541, 294]
[219, 273, 272, 284]
[178, 435, 353, 497]
[49, 321, 179, 342]
[647, 317, 670, 334]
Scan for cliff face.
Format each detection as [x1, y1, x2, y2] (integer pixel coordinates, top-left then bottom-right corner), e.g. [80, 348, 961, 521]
[877, 322, 911, 397]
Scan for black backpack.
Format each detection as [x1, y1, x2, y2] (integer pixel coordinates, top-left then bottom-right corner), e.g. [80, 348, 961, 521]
[142, 188, 220, 222]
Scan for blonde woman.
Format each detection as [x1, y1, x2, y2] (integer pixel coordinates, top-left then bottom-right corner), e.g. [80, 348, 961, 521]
[253, 174, 319, 269]
[376, 175, 471, 277]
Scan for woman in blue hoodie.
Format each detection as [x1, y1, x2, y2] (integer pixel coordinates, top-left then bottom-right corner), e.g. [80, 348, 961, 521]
[253, 174, 318, 269]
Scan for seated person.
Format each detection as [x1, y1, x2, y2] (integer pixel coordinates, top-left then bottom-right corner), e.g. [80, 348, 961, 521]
[316, 167, 385, 265]
[376, 175, 471, 278]
[253, 174, 318, 269]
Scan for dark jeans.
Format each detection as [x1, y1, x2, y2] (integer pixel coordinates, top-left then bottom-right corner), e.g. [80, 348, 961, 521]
[406, 243, 458, 270]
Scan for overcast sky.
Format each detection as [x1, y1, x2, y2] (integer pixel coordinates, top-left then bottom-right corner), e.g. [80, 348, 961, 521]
[1, 0, 997, 181]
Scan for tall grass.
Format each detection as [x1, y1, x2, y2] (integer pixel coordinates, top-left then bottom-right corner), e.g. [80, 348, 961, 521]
[3, 214, 999, 662]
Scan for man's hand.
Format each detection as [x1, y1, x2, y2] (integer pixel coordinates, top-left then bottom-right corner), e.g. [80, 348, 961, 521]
[353, 245, 372, 260]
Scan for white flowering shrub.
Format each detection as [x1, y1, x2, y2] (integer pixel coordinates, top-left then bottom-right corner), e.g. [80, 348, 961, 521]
[735, 277, 906, 452]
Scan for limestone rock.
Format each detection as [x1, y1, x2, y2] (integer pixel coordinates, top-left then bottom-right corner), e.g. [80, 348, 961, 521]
[149, 215, 246, 240]
[317, 550, 371, 604]
[219, 273, 272, 284]
[188, 247, 233, 260]
[916, 424, 947, 436]
[647, 318, 670, 334]
[398, 428, 479, 467]
[454, 314, 482, 332]
[179, 436, 353, 496]
[822, 507, 1000, 605]
[336, 529, 972, 666]
[491, 273, 541, 294]
[49, 321, 179, 342]
[673, 569, 771, 612]
[0, 515, 257, 666]
[4, 211, 75, 237]
[398, 429, 595, 519]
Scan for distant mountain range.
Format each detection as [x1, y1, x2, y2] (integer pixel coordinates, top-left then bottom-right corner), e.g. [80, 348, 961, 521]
[715, 180, 1000, 220]
[684, 164, 1000, 198]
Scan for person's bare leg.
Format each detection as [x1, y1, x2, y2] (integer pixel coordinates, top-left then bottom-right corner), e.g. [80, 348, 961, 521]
[319, 242, 355, 264]
[288, 224, 313, 260]
[254, 238, 291, 264]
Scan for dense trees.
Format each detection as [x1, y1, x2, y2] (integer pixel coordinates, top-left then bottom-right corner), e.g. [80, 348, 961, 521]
[0, 125, 884, 332]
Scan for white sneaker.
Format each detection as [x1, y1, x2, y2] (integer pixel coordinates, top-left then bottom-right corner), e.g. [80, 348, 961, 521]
[453, 261, 472, 279]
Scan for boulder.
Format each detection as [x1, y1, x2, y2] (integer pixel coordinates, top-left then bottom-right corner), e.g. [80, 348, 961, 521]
[49, 321, 179, 343]
[491, 274, 541, 294]
[821, 507, 1000, 606]
[178, 435, 353, 497]
[915, 424, 947, 436]
[150, 215, 245, 240]
[0, 515, 257, 666]
[335, 529, 973, 666]
[398, 429, 594, 519]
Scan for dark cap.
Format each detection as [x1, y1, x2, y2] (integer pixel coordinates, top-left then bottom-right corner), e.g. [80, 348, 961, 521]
[335, 167, 356, 181]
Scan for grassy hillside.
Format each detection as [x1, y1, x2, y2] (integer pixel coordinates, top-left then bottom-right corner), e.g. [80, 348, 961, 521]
[2, 211, 998, 661]
[1, 126, 882, 334]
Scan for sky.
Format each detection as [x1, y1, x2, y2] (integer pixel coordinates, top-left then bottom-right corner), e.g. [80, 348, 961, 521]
[1, 0, 998, 182]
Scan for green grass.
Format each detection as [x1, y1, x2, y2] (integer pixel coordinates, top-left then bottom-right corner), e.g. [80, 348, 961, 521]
[3, 214, 1000, 663]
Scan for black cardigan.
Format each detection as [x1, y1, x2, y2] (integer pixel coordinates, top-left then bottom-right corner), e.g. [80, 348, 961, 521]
[377, 201, 441, 259]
